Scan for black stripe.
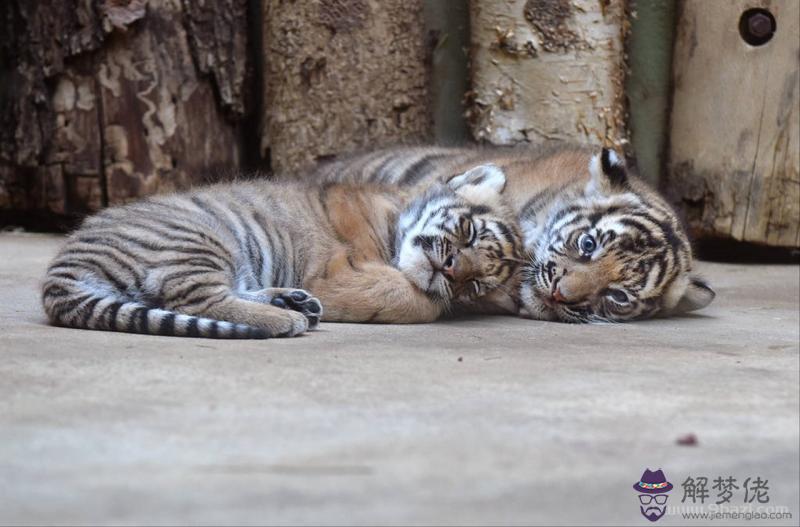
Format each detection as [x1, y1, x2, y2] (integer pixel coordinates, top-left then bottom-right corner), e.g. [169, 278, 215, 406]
[521, 188, 555, 216]
[73, 236, 148, 264]
[79, 297, 102, 328]
[173, 289, 227, 312]
[372, 152, 400, 182]
[46, 271, 78, 281]
[186, 317, 200, 337]
[158, 313, 176, 335]
[164, 281, 213, 304]
[60, 248, 142, 289]
[42, 284, 71, 298]
[188, 197, 245, 250]
[400, 153, 449, 185]
[231, 207, 264, 288]
[272, 231, 287, 287]
[546, 205, 584, 231]
[157, 256, 224, 270]
[50, 258, 129, 292]
[128, 307, 147, 333]
[139, 307, 150, 333]
[107, 228, 233, 264]
[252, 211, 280, 284]
[588, 206, 622, 226]
[51, 293, 94, 319]
[160, 268, 217, 287]
[655, 255, 669, 288]
[107, 301, 123, 331]
[618, 218, 658, 248]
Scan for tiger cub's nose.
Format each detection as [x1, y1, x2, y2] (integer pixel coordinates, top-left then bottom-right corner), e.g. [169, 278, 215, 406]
[552, 287, 568, 304]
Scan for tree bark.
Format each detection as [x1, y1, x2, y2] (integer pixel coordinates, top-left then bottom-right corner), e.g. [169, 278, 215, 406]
[466, 0, 629, 149]
[668, 0, 799, 247]
[0, 0, 251, 227]
[261, 0, 431, 175]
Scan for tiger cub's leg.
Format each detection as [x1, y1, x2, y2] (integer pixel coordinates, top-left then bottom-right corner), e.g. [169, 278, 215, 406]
[307, 260, 443, 324]
[241, 288, 323, 329]
[158, 271, 309, 337]
[176, 294, 309, 337]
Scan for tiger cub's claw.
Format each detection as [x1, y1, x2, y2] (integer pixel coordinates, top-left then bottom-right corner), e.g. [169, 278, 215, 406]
[268, 289, 323, 329]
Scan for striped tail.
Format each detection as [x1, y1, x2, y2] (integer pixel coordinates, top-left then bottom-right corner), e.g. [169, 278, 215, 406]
[42, 279, 269, 339]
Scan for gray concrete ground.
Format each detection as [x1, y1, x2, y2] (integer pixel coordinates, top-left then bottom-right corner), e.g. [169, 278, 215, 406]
[0, 232, 798, 526]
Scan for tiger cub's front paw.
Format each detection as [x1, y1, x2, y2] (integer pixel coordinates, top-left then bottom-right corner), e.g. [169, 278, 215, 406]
[268, 289, 323, 329]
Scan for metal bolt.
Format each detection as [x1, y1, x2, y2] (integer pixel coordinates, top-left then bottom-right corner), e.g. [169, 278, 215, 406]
[746, 12, 773, 39]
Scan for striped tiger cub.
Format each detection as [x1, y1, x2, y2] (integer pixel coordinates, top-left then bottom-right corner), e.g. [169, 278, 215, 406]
[41, 166, 522, 339]
[307, 144, 716, 323]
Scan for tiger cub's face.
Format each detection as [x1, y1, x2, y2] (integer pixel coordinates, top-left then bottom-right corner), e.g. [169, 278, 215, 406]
[395, 165, 522, 309]
[519, 149, 715, 323]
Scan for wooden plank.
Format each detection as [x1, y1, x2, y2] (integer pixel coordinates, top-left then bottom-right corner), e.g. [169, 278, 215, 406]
[466, 0, 629, 148]
[669, 0, 799, 247]
[261, 0, 431, 175]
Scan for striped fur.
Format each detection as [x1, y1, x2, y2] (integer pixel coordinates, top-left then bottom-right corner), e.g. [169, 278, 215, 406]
[42, 172, 521, 338]
[302, 144, 716, 323]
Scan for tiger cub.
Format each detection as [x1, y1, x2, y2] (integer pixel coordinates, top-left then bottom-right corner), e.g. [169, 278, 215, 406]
[41, 165, 522, 338]
[306, 144, 716, 323]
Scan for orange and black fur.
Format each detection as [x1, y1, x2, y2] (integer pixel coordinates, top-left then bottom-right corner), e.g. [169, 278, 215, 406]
[42, 166, 522, 338]
[306, 144, 716, 323]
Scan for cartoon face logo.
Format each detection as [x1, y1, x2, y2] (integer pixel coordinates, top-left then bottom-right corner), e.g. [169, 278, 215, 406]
[633, 469, 673, 522]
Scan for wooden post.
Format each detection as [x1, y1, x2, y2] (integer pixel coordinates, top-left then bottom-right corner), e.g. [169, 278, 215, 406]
[668, 0, 799, 248]
[0, 0, 250, 226]
[625, 0, 676, 187]
[423, 0, 471, 143]
[261, 0, 431, 175]
[466, 0, 629, 149]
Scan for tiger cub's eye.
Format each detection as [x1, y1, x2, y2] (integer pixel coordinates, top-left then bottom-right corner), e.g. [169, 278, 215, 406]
[578, 233, 597, 254]
[606, 289, 630, 304]
[460, 218, 477, 247]
[469, 280, 482, 297]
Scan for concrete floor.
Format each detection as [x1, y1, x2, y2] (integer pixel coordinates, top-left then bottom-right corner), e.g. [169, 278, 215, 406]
[0, 232, 798, 526]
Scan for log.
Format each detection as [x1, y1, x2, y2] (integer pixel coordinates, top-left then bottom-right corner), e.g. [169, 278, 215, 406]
[466, 0, 629, 149]
[261, 0, 431, 175]
[0, 0, 250, 227]
[669, 0, 799, 247]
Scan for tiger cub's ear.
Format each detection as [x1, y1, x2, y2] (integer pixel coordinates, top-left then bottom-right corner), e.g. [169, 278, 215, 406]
[586, 148, 628, 196]
[671, 276, 716, 314]
[448, 164, 507, 195]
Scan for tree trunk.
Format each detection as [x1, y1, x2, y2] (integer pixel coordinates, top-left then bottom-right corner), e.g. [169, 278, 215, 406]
[668, 0, 799, 247]
[466, 0, 629, 149]
[0, 0, 251, 228]
[261, 0, 432, 175]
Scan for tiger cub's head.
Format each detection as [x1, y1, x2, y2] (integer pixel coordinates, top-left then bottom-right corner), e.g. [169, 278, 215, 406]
[395, 165, 523, 310]
[520, 148, 715, 323]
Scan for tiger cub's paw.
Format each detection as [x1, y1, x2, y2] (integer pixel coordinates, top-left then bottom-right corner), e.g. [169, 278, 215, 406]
[267, 289, 323, 330]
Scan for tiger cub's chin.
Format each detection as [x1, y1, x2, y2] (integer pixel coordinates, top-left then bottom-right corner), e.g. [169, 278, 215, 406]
[394, 164, 523, 309]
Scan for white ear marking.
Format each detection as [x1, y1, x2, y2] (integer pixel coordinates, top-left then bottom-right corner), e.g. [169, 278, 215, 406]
[606, 149, 622, 167]
[448, 164, 507, 194]
[586, 153, 604, 195]
[670, 276, 716, 314]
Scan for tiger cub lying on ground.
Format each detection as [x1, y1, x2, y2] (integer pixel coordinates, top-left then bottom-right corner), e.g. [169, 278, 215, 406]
[309, 144, 715, 323]
[42, 166, 522, 338]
